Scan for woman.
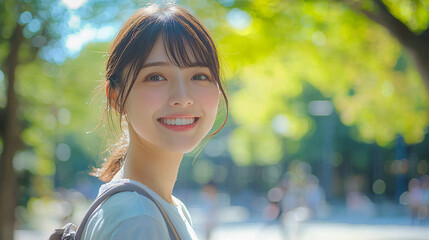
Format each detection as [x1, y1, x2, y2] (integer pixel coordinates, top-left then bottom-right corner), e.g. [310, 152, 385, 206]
[81, 3, 228, 239]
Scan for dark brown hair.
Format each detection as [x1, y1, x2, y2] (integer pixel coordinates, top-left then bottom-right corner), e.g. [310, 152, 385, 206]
[90, 3, 229, 182]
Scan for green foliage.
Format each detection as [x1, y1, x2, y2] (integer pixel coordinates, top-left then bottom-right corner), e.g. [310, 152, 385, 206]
[211, 0, 429, 165]
[383, 0, 429, 33]
[10, 42, 107, 201]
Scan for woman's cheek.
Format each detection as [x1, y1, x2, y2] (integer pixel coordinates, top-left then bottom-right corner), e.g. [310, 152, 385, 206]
[199, 87, 220, 115]
[127, 87, 165, 121]
[141, 88, 165, 110]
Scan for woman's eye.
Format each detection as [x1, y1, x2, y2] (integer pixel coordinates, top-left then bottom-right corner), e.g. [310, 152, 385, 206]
[192, 74, 211, 81]
[145, 74, 166, 82]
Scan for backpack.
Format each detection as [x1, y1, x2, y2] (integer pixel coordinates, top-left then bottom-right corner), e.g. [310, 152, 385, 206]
[49, 182, 181, 240]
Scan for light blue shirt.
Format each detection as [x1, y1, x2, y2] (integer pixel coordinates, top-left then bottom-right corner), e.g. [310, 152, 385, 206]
[80, 179, 198, 240]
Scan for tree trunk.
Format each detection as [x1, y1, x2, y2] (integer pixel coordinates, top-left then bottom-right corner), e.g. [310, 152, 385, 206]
[0, 24, 23, 240]
[407, 40, 429, 92]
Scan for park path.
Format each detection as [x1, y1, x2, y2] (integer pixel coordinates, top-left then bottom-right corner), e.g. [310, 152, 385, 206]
[17, 221, 429, 240]
[208, 222, 429, 240]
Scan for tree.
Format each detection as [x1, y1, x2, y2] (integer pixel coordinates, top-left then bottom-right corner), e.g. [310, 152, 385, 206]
[213, 0, 428, 166]
[344, 0, 429, 91]
[0, 1, 69, 238]
[0, 0, 136, 238]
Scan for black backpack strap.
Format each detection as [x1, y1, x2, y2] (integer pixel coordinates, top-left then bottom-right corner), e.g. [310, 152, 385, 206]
[75, 182, 180, 240]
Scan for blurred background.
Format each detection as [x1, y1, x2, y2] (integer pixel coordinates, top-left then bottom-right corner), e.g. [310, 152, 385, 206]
[1, 0, 429, 239]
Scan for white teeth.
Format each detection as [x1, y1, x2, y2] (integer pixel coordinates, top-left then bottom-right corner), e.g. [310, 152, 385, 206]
[160, 118, 196, 126]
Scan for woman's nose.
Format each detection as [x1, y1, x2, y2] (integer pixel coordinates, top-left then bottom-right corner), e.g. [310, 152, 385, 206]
[168, 78, 194, 107]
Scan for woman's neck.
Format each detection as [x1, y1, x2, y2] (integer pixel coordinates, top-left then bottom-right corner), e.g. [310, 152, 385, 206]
[122, 129, 183, 205]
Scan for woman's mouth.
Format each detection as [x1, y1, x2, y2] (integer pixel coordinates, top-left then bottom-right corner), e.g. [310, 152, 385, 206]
[157, 117, 200, 131]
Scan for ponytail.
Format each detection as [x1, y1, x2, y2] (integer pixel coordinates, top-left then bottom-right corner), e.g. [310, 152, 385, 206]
[89, 79, 129, 182]
[91, 135, 128, 182]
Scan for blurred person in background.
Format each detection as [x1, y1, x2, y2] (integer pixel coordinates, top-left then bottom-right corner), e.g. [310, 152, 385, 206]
[200, 181, 219, 240]
[408, 175, 429, 225]
[304, 174, 326, 219]
[419, 175, 429, 224]
[345, 175, 376, 218]
[408, 178, 423, 224]
[277, 163, 326, 240]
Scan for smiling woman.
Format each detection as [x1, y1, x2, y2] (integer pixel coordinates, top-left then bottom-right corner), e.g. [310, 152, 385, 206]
[76, 2, 229, 240]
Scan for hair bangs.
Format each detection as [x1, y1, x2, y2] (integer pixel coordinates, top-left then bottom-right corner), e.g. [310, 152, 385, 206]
[160, 15, 218, 74]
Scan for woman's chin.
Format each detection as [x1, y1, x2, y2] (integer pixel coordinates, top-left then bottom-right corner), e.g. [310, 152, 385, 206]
[157, 139, 201, 154]
[168, 144, 200, 154]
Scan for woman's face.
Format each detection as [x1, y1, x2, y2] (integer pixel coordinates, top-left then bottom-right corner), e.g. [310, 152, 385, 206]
[124, 36, 221, 153]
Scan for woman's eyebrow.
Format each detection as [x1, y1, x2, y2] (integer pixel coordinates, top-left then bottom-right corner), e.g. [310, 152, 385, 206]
[142, 61, 170, 68]
[141, 61, 209, 69]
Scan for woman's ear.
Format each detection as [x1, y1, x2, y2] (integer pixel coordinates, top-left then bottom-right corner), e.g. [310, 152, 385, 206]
[106, 81, 118, 112]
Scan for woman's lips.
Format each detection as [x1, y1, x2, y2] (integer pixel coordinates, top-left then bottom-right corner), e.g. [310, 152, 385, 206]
[157, 117, 199, 132]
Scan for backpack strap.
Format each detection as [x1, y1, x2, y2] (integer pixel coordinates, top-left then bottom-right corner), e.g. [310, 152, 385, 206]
[74, 182, 181, 240]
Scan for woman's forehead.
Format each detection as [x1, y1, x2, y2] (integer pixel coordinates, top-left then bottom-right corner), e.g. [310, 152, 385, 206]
[145, 36, 170, 62]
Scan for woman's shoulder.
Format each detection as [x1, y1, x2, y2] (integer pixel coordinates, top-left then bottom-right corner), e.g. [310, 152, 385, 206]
[101, 191, 165, 221]
[82, 192, 170, 240]
[97, 180, 165, 218]
[81, 182, 169, 240]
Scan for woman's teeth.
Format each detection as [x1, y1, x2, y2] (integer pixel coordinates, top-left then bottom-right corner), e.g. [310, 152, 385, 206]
[160, 118, 196, 125]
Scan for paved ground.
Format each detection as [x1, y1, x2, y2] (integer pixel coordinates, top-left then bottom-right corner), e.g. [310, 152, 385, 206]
[206, 222, 429, 240]
[15, 200, 429, 240]
[17, 221, 429, 240]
